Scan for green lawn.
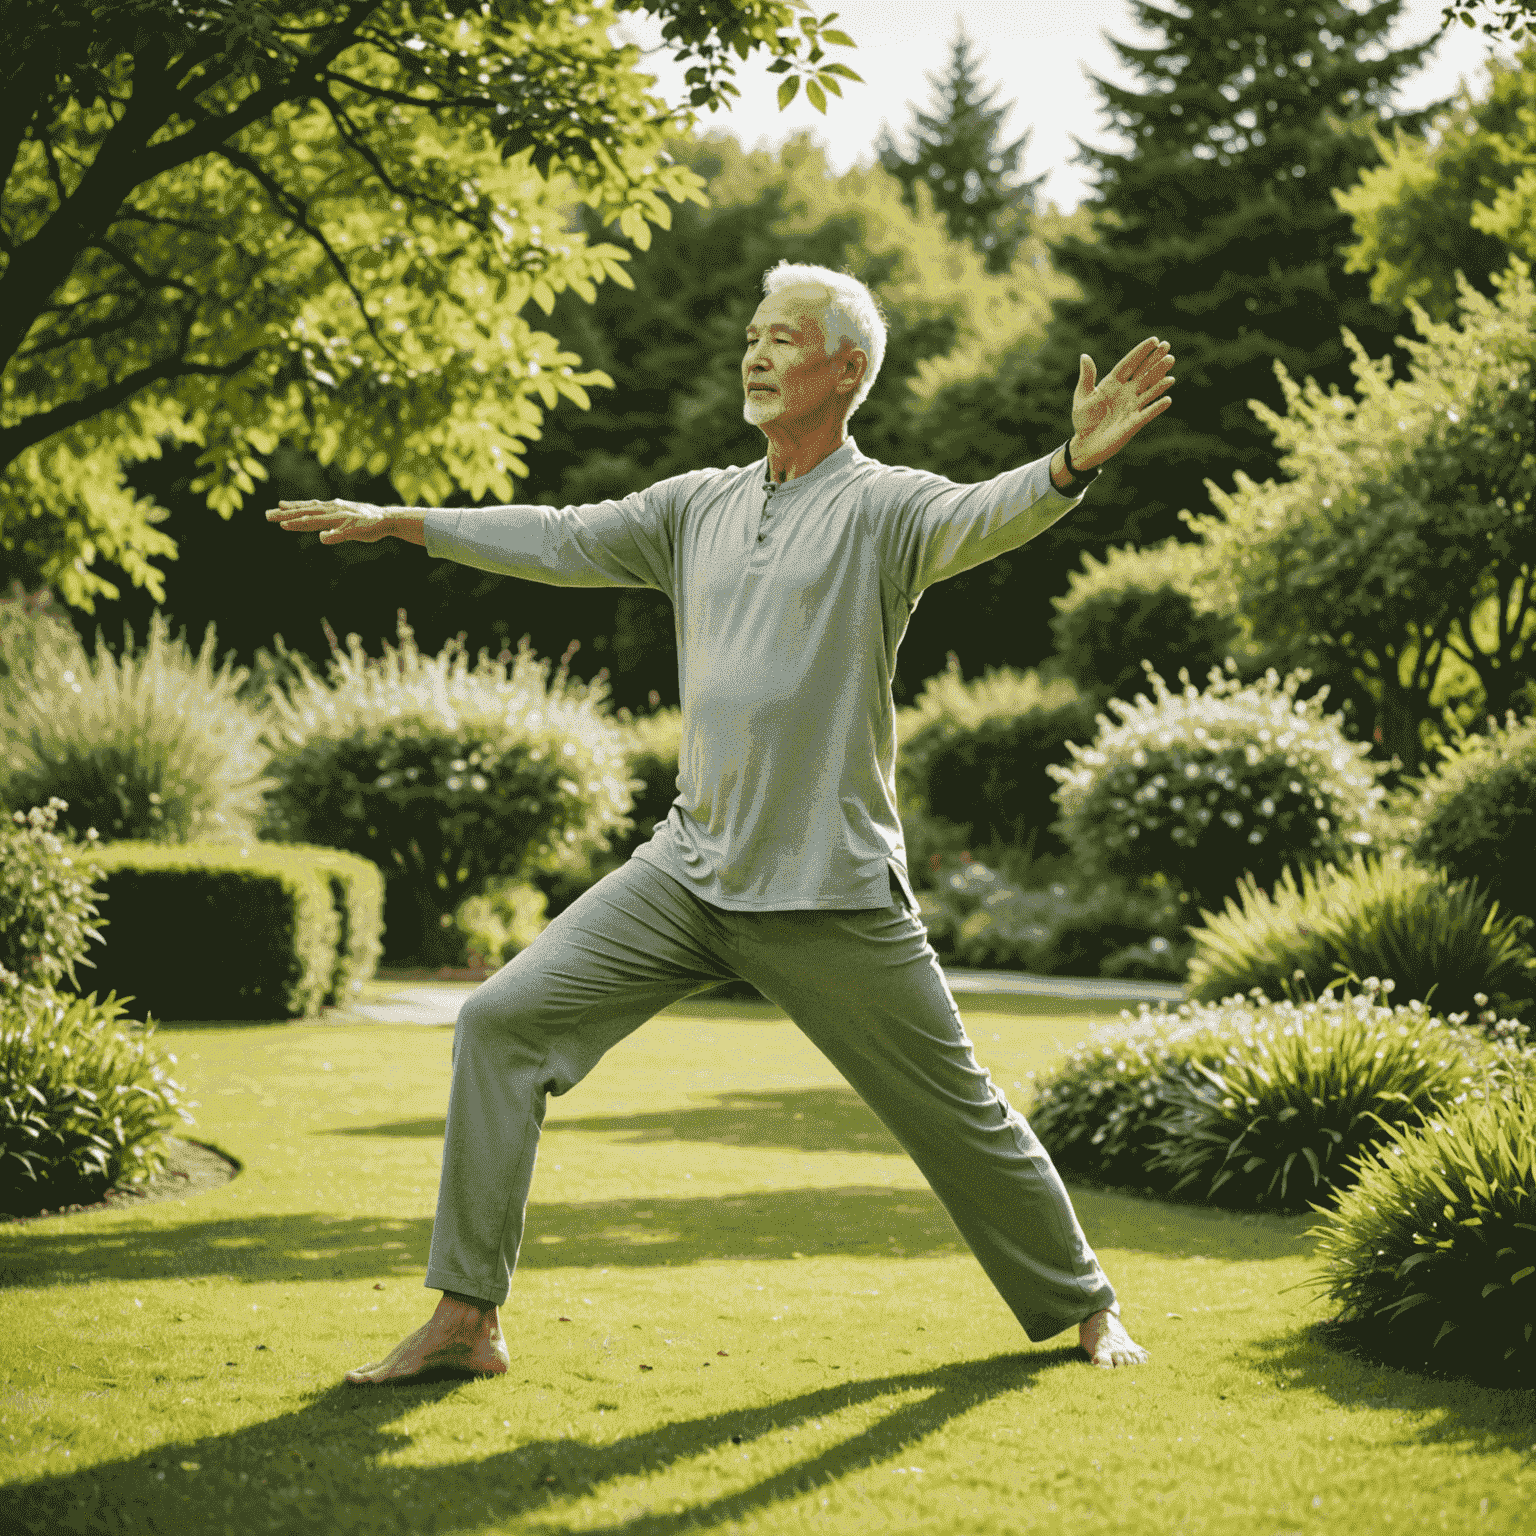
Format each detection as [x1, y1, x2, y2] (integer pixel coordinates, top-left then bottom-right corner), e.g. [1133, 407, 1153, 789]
[2, 990, 1532, 1534]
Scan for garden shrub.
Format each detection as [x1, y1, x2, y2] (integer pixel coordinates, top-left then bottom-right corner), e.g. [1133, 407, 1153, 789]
[0, 611, 272, 843]
[1309, 1074, 1536, 1385]
[897, 662, 1096, 860]
[0, 582, 81, 699]
[260, 617, 634, 966]
[1394, 710, 1536, 924]
[0, 798, 104, 991]
[916, 856, 1188, 979]
[612, 706, 683, 859]
[1047, 661, 1387, 912]
[1026, 986, 1531, 1211]
[1048, 538, 1247, 708]
[280, 843, 385, 1005]
[1144, 982, 1525, 1212]
[1186, 852, 1536, 1022]
[0, 975, 193, 1217]
[457, 880, 550, 969]
[84, 841, 340, 1020]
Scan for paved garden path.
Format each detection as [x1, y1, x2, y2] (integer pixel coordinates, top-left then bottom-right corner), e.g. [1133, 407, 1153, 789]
[351, 969, 1185, 1026]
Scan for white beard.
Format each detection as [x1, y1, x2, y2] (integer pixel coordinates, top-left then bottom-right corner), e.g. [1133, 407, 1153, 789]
[742, 394, 777, 426]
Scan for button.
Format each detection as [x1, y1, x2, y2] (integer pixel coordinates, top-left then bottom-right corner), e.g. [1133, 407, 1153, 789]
[757, 534, 765, 543]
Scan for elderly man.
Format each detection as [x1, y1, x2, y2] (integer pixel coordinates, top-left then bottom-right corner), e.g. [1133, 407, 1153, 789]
[269, 261, 1175, 1384]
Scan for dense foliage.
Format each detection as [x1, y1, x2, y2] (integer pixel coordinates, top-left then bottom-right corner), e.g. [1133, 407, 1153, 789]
[1310, 1077, 1536, 1385]
[1047, 539, 1248, 710]
[2, 0, 863, 610]
[1187, 852, 1536, 1023]
[897, 662, 1095, 864]
[905, 0, 1449, 667]
[1047, 663, 1387, 912]
[0, 799, 104, 992]
[1395, 711, 1536, 923]
[1189, 257, 1536, 771]
[0, 976, 192, 1217]
[1027, 987, 1534, 1213]
[261, 617, 634, 964]
[0, 612, 272, 843]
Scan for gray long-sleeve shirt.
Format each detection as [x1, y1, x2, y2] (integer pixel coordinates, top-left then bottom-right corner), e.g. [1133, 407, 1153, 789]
[422, 437, 1087, 911]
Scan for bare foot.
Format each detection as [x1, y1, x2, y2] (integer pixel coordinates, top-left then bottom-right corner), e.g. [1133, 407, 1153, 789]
[1079, 1308, 1149, 1369]
[344, 1293, 511, 1385]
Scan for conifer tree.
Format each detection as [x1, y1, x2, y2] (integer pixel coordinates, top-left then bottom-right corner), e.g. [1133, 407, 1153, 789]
[876, 22, 1045, 273]
[907, 0, 1457, 674]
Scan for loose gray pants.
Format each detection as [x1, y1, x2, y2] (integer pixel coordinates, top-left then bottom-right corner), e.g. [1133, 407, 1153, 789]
[424, 857, 1118, 1341]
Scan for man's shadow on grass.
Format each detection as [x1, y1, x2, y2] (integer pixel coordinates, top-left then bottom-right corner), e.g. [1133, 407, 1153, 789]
[7, 1349, 1069, 1536]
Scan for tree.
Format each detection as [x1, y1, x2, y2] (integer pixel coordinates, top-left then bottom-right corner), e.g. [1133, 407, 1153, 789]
[1333, 42, 1536, 324]
[875, 21, 1045, 274]
[0, 0, 862, 610]
[1188, 257, 1536, 776]
[1442, 1, 1536, 44]
[903, 0, 1455, 672]
[73, 130, 1088, 710]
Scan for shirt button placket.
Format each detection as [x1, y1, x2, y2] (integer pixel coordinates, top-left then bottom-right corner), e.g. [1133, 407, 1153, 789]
[758, 480, 778, 543]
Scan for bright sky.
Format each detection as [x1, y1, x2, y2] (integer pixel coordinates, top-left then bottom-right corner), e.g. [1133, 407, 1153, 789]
[613, 0, 1518, 213]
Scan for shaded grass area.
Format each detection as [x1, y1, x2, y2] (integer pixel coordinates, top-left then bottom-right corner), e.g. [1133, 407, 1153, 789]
[2, 999, 1533, 1534]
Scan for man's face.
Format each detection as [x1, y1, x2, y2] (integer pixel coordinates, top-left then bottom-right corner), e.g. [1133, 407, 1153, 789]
[741, 284, 861, 430]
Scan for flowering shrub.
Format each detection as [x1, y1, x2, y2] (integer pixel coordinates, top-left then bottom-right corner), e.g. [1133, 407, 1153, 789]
[917, 855, 1188, 979]
[1026, 985, 1534, 1209]
[1394, 710, 1536, 924]
[0, 971, 193, 1216]
[260, 616, 636, 966]
[0, 799, 105, 991]
[0, 582, 79, 699]
[457, 880, 550, 969]
[1308, 1080, 1536, 1386]
[0, 611, 272, 843]
[1186, 852, 1536, 1022]
[1047, 661, 1387, 911]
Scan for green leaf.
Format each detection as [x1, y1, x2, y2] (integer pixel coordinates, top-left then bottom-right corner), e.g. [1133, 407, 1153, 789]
[806, 80, 827, 114]
[1511, 1266, 1535, 1284]
[777, 76, 801, 111]
[820, 29, 857, 46]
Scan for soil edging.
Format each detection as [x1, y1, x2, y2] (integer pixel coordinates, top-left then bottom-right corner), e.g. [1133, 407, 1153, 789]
[2, 1137, 241, 1223]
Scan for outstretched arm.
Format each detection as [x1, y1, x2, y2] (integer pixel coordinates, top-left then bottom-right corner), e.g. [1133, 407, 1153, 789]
[1048, 337, 1175, 491]
[265, 498, 425, 545]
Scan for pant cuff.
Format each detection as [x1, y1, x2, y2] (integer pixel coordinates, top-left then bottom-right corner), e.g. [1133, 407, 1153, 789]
[424, 1266, 507, 1306]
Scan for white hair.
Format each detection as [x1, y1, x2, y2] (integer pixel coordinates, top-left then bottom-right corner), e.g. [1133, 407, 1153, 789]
[761, 260, 887, 418]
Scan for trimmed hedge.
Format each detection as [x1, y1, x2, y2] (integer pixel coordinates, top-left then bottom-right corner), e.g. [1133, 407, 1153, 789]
[282, 843, 385, 1006]
[83, 842, 363, 1020]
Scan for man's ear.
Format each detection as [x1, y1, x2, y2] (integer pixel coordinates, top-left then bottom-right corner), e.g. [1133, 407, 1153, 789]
[839, 348, 869, 394]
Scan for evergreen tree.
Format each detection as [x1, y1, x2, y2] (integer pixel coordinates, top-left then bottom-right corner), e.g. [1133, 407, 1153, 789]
[876, 21, 1046, 273]
[906, 0, 1458, 680]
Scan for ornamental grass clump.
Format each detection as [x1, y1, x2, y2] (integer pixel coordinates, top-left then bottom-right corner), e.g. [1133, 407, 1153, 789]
[1046, 661, 1386, 912]
[1186, 852, 1536, 1022]
[0, 974, 193, 1217]
[0, 611, 273, 843]
[1027, 986, 1530, 1210]
[261, 614, 636, 966]
[1309, 1075, 1536, 1386]
[1144, 981, 1526, 1212]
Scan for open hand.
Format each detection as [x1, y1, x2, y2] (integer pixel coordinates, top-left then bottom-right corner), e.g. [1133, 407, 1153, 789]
[1070, 337, 1175, 472]
[266, 498, 388, 544]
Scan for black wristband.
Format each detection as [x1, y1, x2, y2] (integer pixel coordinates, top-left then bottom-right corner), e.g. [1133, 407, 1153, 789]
[1062, 437, 1100, 486]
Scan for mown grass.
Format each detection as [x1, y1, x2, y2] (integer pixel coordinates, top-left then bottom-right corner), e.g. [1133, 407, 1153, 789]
[1, 988, 1533, 1534]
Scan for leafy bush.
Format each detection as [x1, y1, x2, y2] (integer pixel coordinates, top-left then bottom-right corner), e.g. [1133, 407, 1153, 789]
[612, 706, 683, 859]
[1026, 986, 1532, 1211]
[1309, 1079, 1536, 1385]
[0, 611, 272, 843]
[0, 798, 105, 990]
[1186, 852, 1536, 1022]
[260, 617, 635, 966]
[897, 662, 1096, 859]
[1047, 662, 1387, 912]
[85, 841, 341, 1020]
[916, 856, 1188, 979]
[0, 977, 193, 1217]
[1394, 710, 1536, 924]
[1145, 983, 1528, 1212]
[457, 880, 550, 969]
[1048, 539, 1247, 708]
[283, 843, 385, 1005]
